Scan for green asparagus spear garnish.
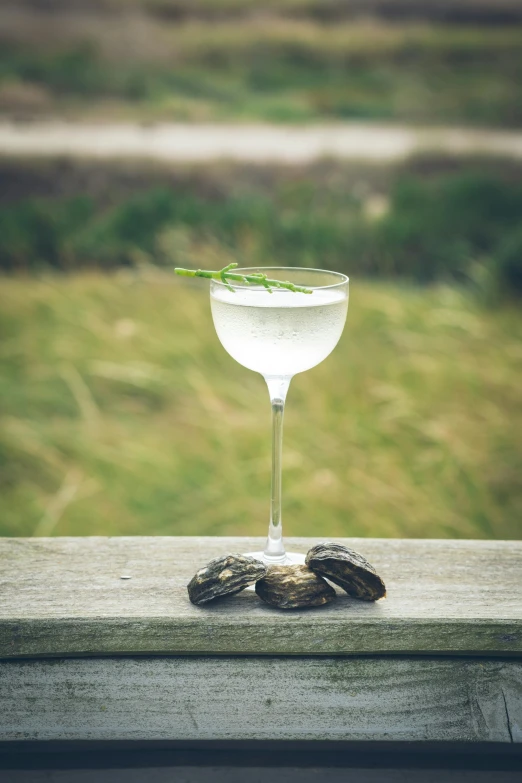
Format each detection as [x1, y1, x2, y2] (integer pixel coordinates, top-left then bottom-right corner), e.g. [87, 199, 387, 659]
[175, 263, 313, 294]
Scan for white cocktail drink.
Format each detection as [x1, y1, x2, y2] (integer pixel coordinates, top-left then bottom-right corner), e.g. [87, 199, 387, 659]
[211, 287, 348, 377]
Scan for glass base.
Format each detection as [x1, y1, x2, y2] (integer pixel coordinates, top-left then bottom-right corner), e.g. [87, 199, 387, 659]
[245, 551, 306, 566]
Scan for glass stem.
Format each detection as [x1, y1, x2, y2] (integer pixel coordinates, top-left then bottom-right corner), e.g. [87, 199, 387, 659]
[264, 376, 291, 563]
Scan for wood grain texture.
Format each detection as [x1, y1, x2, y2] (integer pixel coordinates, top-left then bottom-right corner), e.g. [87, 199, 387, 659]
[1, 537, 521, 658]
[4, 772, 522, 783]
[3, 769, 522, 783]
[1, 657, 521, 743]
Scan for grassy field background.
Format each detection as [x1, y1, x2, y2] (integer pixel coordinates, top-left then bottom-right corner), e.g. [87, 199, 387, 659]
[1, 1, 521, 540]
[2, 7, 522, 125]
[1, 155, 521, 540]
[1, 273, 520, 540]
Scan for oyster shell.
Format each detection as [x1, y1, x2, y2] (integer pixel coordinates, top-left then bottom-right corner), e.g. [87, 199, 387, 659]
[255, 564, 336, 609]
[306, 542, 386, 601]
[187, 553, 267, 605]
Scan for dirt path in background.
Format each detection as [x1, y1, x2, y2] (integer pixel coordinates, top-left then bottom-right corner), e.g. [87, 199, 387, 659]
[1, 121, 522, 163]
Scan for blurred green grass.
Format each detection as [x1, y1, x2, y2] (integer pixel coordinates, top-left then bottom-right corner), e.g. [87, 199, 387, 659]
[2, 19, 522, 125]
[2, 2, 521, 543]
[1, 273, 520, 539]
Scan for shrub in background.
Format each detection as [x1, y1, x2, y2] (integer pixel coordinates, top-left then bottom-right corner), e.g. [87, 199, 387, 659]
[1, 165, 521, 301]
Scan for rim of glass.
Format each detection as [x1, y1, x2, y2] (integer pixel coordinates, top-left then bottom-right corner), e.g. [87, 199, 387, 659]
[211, 266, 349, 291]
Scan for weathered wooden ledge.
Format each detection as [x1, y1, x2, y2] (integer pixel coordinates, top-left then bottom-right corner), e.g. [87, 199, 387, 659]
[0, 537, 521, 659]
[1, 536, 521, 750]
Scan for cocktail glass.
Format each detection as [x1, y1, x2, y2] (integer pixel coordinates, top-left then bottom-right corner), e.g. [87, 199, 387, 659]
[210, 267, 349, 565]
